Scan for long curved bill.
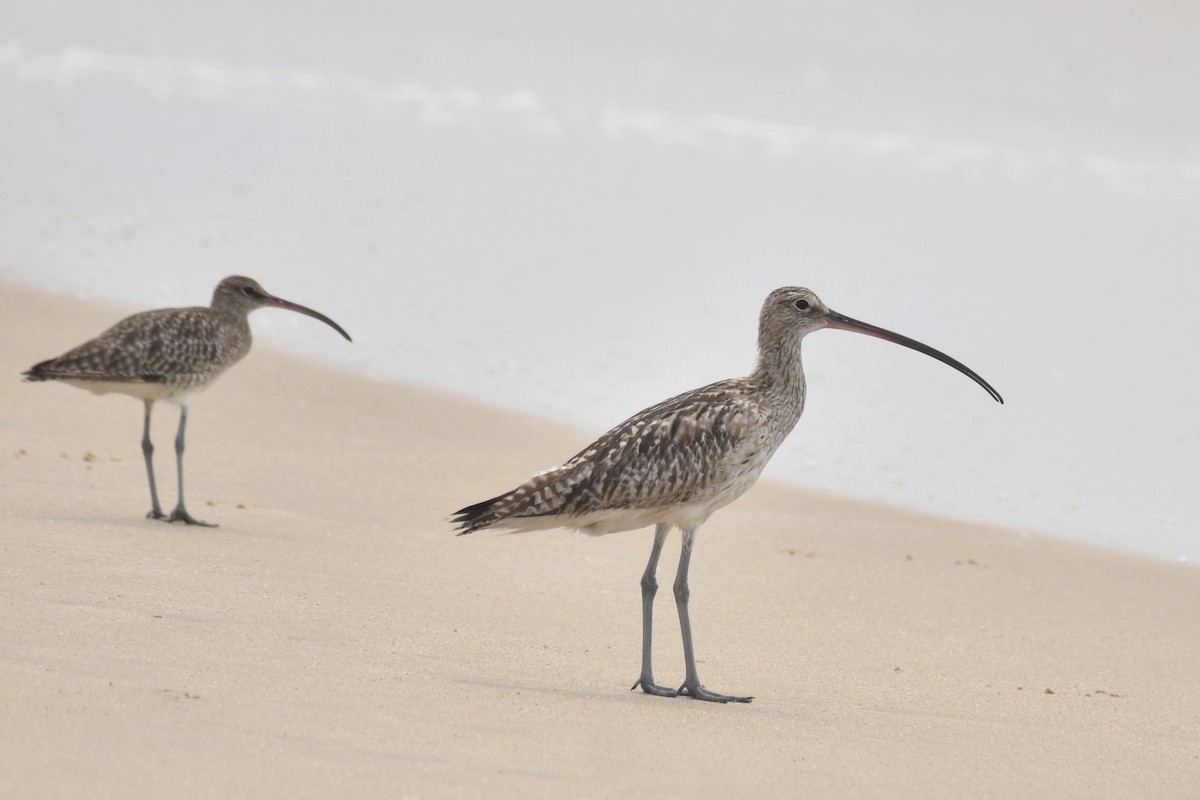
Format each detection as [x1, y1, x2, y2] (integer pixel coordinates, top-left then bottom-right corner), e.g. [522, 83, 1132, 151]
[825, 310, 1002, 403]
[264, 295, 353, 342]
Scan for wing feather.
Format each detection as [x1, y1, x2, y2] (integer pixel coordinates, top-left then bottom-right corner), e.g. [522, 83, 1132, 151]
[24, 308, 248, 385]
[454, 379, 766, 533]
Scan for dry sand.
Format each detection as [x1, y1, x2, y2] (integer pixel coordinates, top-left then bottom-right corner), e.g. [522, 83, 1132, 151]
[2, 280, 1197, 798]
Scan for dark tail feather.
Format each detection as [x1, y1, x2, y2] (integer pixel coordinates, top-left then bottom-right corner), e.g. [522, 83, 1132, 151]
[451, 494, 507, 535]
[22, 360, 55, 382]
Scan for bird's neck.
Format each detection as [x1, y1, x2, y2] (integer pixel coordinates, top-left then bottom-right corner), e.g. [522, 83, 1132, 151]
[212, 305, 254, 344]
[750, 335, 808, 416]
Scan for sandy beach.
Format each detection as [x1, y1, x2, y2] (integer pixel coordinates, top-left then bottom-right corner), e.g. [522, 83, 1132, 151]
[2, 279, 1197, 799]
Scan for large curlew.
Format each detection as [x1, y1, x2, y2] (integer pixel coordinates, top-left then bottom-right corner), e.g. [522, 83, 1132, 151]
[454, 287, 1001, 703]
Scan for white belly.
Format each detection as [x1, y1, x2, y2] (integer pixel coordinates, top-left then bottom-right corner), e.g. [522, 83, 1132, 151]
[498, 468, 765, 537]
[63, 379, 200, 405]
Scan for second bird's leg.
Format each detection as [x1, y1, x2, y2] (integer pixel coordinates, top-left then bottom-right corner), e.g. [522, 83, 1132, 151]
[673, 527, 753, 703]
[141, 400, 167, 520]
[167, 405, 215, 527]
[631, 524, 676, 697]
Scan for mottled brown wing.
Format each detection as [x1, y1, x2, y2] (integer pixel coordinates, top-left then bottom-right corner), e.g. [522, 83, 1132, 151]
[453, 379, 759, 532]
[25, 307, 243, 385]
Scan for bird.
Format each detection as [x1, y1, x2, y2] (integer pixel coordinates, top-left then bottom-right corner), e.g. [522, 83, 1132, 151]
[453, 287, 1001, 703]
[23, 276, 352, 526]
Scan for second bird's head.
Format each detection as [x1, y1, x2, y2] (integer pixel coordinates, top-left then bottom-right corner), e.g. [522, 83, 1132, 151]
[212, 276, 353, 342]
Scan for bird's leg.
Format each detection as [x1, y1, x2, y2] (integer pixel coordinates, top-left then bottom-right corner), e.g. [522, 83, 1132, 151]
[167, 405, 216, 527]
[673, 527, 752, 703]
[631, 524, 677, 697]
[141, 400, 167, 521]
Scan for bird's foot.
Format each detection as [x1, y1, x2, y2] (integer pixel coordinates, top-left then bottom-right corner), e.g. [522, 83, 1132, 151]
[146, 509, 168, 521]
[166, 507, 217, 527]
[677, 681, 753, 704]
[630, 677, 679, 698]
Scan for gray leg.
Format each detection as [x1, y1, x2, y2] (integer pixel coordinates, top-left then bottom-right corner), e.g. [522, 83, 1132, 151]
[141, 400, 167, 520]
[167, 405, 215, 527]
[674, 527, 752, 703]
[631, 524, 676, 697]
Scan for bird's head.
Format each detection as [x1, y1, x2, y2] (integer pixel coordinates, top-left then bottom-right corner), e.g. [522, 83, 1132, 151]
[759, 286, 1001, 403]
[212, 276, 352, 341]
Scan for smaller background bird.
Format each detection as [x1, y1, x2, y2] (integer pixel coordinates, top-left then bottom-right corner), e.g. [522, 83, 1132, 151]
[23, 275, 352, 526]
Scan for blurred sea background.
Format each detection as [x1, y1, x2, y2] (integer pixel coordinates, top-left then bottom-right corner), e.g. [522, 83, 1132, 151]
[3, 1, 1198, 561]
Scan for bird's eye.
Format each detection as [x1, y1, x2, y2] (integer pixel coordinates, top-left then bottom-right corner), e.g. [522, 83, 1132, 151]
[241, 286, 257, 298]
[793, 298, 810, 311]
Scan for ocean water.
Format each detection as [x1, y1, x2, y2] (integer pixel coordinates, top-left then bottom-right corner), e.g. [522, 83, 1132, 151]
[3, 2, 1198, 561]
